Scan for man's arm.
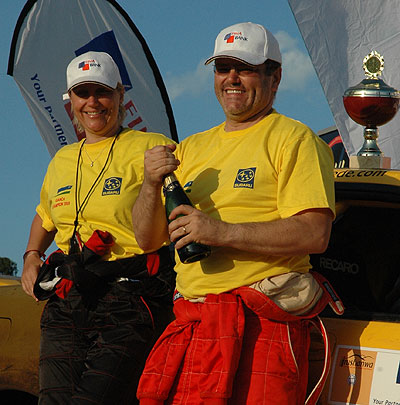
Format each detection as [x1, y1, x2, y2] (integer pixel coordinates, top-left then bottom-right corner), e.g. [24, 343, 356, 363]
[21, 213, 56, 300]
[168, 206, 333, 256]
[132, 144, 180, 252]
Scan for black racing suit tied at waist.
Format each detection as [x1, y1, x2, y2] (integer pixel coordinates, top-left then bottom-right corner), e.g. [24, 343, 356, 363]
[33, 230, 175, 301]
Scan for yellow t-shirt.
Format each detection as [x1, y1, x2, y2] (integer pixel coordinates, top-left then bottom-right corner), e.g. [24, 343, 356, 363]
[37, 128, 174, 259]
[174, 111, 335, 298]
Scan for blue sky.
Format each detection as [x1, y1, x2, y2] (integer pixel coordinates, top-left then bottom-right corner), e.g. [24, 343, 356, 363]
[0, 0, 334, 274]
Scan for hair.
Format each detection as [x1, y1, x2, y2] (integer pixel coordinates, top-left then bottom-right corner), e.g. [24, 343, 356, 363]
[264, 59, 281, 76]
[262, 60, 281, 101]
[71, 83, 126, 133]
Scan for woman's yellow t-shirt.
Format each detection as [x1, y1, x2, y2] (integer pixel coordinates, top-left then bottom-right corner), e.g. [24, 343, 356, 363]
[37, 128, 174, 259]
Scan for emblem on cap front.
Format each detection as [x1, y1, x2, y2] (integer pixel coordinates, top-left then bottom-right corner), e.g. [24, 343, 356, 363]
[224, 32, 248, 44]
[78, 59, 100, 71]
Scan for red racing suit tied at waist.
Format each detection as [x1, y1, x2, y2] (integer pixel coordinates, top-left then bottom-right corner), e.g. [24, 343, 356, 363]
[137, 271, 343, 405]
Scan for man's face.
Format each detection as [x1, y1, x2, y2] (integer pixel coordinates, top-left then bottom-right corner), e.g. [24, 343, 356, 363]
[213, 58, 281, 127]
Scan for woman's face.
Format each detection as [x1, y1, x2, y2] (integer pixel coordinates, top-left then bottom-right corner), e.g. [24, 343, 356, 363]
[70, 83, 123, 142]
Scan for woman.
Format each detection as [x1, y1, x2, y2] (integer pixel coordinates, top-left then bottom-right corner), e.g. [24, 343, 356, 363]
[21, 51, 175, 404]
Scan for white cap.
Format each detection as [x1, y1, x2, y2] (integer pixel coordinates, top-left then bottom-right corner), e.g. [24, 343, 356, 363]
[205, 22, 282, 66]
[63, 51, 122, 100]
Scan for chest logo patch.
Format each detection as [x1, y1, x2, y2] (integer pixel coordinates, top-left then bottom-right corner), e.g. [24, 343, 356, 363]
[183, 181, 193, 193]
[56, 185, 72, 196]
[234, 168, 256, 189]
[52, 185, 73, 209]
[102, 177, 122, 195]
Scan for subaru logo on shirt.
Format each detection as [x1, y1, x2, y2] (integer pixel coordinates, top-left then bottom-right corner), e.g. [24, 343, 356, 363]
[234, 168, 256, 189]
[102, 177, 122, 195]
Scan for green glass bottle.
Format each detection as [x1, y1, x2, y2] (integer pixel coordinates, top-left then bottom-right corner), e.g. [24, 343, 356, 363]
[163, 173, 211, 264]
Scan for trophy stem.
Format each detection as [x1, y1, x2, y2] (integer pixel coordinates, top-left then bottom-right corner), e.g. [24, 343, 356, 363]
[357, 126, 383, 156]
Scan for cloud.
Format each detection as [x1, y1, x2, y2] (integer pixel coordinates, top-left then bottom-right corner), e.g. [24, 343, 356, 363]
[165, 61, 213, 101]
[165, 31, 314, 100]
[274, 31, 315, 92]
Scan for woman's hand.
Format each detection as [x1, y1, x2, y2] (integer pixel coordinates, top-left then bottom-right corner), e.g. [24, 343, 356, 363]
[21, 253, 43, 301]
[21, 214, 56, 300]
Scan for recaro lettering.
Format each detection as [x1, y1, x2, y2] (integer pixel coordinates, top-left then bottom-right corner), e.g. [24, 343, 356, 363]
[319, 257, 359, 274]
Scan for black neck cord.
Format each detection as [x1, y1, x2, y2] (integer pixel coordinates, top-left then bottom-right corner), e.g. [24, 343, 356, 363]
[69, 128, 122, 253]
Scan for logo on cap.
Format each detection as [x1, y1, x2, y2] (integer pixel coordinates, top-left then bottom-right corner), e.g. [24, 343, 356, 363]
[223, 31, 247, 44]
[78, 59, 100, 71]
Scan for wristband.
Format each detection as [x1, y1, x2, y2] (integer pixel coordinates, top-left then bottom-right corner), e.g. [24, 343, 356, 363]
[23, 249, 45, 263]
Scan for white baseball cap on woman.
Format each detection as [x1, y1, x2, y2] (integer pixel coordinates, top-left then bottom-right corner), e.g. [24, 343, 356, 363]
[63, 51, 122, 100]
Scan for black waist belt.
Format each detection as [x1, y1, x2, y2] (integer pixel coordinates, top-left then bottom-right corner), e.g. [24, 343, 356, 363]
[34, 246, 175, 300]
[62, 248, 168, 280]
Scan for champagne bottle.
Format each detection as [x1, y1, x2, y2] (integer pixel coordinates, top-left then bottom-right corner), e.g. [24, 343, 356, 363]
[163, 173, 211, 264]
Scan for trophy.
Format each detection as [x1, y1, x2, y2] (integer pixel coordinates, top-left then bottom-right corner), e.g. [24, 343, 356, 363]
[343, 51, 400, 169]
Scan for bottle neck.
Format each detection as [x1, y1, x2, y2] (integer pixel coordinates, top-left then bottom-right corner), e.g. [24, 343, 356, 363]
[163, 173, 178, 187]
[163, 173, 179, 189]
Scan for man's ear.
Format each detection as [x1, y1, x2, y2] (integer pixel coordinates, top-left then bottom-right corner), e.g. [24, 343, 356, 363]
[271, 67, 282, 91]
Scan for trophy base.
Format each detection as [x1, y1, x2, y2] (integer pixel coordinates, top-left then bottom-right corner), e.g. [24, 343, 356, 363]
[349, 155, 391, 169]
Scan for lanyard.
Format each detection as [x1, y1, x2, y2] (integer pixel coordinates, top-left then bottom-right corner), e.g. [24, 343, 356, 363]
[69, 128, 121, 254]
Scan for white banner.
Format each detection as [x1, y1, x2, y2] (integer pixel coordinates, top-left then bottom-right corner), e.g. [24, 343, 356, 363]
[8, 0, 178, 156]
[288, 0, 400, 169]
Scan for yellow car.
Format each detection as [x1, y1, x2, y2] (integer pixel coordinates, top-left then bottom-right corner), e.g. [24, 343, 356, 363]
[310, 165, 400, 404]
[0, 276, 44, 403]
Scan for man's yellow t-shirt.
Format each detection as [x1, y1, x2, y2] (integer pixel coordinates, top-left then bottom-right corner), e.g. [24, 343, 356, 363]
[174, 111, 335, 299]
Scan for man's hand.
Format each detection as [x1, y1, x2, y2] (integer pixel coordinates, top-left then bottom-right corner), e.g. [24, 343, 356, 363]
[168, 205, 227, 249]
[168, 206, 333, 256]
[143, 144, 179, 187]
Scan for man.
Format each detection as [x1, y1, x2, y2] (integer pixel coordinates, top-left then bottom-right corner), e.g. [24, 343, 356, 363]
[133, 22, 338, 404]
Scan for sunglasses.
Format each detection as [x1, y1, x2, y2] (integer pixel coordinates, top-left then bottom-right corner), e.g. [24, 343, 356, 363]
[213, 64, 261, 76]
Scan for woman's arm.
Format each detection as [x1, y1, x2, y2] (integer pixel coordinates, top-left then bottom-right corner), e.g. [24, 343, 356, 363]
[132, 144, 179, 252]
[21, 213, 56, 300]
